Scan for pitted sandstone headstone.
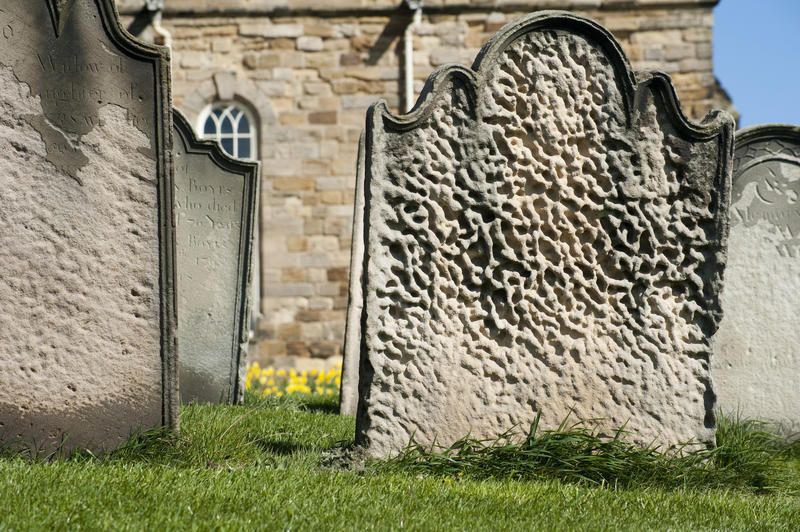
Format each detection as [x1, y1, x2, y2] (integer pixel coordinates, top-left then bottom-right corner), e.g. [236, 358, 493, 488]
[174, 110, 260, 405]
[714, 124, 800, 432]
[345, 11, 734, 457]
[0, 0, 177, 452]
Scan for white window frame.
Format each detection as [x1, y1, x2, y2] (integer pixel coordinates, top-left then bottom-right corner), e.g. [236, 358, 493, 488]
[197, 101, 258, 161]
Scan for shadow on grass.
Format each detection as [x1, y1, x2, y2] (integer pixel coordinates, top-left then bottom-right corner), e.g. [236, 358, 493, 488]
[299, 399, 340, 415]
[242, 390, 340, 415]
[254, 438, 313, 456]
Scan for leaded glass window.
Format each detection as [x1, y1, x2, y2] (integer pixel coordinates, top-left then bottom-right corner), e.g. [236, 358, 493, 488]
[198, 102, 257, 160]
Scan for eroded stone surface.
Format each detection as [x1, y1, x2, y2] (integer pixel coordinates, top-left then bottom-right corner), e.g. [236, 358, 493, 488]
[714, 125, 800, 432]
[0, 0, 176, 453]
[350, 12, 733, 457]
[174, 110, 259, 405]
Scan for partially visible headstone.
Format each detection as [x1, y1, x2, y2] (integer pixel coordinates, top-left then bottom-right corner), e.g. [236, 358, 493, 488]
[347, 11, 734, 457]
[714, 124, 800, 432]
[339, 132, 366, 417]
[0, 0, 177, 453]
[173, 109, 260, 404]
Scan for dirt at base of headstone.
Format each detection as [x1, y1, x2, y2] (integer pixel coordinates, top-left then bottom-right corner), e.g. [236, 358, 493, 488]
[319, 444, 372, 474]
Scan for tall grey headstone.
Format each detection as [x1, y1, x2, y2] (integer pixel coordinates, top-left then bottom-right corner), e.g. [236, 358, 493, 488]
[0, 0, 177, 453]
[173, 110, 260, 404]
[345, 11, 734, 457]
[714, 124, 800, 432]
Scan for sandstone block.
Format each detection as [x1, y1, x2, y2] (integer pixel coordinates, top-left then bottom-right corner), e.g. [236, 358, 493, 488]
[683, 27, 712, 43]
[211, 38, 233, 53]
[273, 176, 315, 191]
[304, 23, 335, 38]
[297, 36, 324, 52]
[630, 29, 683, 45]
[309, 110, 338, 125]
[695, 42, 712, 60]
[678, 58, 713, 72]
[429, 47, 474, 67]
[180, 51, 212, 69]
[241, 22, 303, 39]
[663, 43, 695, 61]
[642, 45, 664, 61]
[257, 340, 288, 358]
[277, 322, 302, 341]
[309, 341, 342, 359]
[281, 267, 307, 283]
[286, 236, 309, 252]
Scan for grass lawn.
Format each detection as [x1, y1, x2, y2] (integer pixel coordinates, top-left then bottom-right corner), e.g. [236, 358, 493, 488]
[0, 393, 798, 531]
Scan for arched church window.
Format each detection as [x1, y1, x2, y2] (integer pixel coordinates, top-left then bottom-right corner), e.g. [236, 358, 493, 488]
[197, 102, 257, 160]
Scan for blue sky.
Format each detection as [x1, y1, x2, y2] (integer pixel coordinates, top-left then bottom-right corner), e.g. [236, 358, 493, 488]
[714, 0, 800, 127]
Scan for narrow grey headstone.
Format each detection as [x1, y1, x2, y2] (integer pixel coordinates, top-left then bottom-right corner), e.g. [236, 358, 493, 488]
[714, 124, 800, 432]
[173, 109, 260, 404]
[339, 131, 366, 417]
[347, 11, 734, 457]
[0, 0, 177, 453]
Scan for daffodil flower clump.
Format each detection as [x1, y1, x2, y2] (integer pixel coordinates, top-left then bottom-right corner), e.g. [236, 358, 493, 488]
[245, 362, 342, 398]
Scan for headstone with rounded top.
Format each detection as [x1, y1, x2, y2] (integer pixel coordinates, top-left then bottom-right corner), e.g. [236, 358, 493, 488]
[714, 124, 800, 433]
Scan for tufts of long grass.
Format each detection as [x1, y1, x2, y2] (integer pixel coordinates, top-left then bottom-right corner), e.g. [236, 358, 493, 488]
[376, 413, 800, 495]
[712, 415, 800, 492]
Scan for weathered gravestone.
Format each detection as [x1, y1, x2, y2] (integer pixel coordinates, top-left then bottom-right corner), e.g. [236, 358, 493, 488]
[343, 11, 734, 457]
[0, 0, 177, 452]
[340, 133, 366, 417]
[714, 125, 800, 432]
[173, 109, 260, 404]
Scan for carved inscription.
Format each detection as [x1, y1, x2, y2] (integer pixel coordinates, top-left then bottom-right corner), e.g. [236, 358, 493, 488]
[0, 1, 156, 182]
[730, 139, 800, 257]
[174, 113, 258, 405]
[175, 170, 241, 286]
[0, 0, 174, 453]
[176, 177, 240, 255]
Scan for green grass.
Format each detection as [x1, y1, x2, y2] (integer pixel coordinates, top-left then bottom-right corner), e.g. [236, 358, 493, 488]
[378, 413, 800, 494]
[0, 393, 797, 531]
